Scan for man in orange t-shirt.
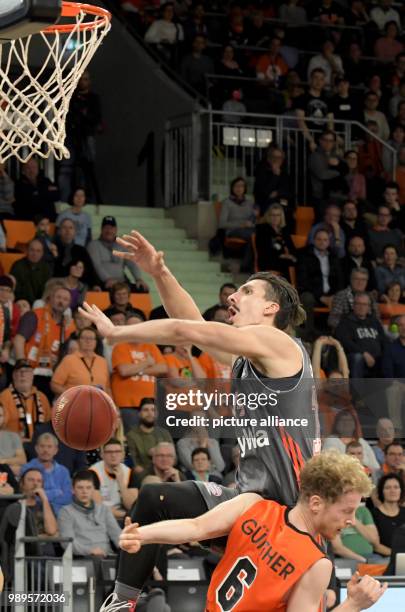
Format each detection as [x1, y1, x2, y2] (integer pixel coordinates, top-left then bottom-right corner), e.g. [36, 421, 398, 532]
[111, 312, 167, 431]
[256, 37, 289, 85]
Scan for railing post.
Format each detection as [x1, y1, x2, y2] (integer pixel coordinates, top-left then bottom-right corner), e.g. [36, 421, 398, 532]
[14, 501, 26, 612]
[62, 542, 73, 612]
[164, 119, 171, 208]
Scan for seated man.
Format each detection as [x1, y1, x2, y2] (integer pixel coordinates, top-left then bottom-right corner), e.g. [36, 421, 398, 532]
[108, 452, 386, 612]
[335, 292, 386, 377]
[126, 398, 173, 475]
[373, 419, 395, 466]
[0, 360, 51, 442]
[139, 442, 185, 485]
[17, 468, 58, 538]
[10, 239, 51, 304]
[21, 433, 72, 515]
[58, 470, 120, 557]
[90, 438, 138, 523]
[87, 217, 148, 292]
[328, 268, 379, 331]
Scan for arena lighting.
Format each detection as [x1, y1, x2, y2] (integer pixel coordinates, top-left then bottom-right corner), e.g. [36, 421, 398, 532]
[222, 126, 239, 146]
[256, 129, 273, 147]
[240, 128, 256, 147]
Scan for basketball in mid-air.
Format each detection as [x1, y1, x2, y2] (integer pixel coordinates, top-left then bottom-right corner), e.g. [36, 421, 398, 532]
[52, 386, 118, 451]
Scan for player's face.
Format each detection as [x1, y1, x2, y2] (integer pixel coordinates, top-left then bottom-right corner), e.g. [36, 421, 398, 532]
[317, 491, 362, 540]
[227, 280, 277, 326]
[73, 480, 94, 505]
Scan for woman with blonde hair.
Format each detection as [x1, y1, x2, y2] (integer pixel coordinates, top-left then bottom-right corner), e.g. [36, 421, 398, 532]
[255, 203, 297, 278]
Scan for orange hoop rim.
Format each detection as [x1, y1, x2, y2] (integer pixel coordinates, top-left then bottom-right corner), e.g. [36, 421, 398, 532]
[42, 2, 111, 34]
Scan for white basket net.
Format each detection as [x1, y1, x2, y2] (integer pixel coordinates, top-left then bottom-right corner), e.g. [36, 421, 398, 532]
[0, 2, 111, 163]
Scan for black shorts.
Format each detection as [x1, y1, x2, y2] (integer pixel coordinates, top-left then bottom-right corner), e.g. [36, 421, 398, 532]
[193, 480, 239, 510]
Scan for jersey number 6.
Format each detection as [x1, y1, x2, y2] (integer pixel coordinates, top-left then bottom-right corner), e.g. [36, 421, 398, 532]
[216, 556, 257, 611]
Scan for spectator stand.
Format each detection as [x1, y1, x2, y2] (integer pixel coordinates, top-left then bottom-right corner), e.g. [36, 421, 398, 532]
[165, 108, 398, 207]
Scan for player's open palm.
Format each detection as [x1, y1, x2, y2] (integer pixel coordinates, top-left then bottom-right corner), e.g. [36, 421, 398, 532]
[347, 573, 387, 608]
[119, 517, 142, 554]
[79, 303, 115, 339]
[114, 231, 165, 278]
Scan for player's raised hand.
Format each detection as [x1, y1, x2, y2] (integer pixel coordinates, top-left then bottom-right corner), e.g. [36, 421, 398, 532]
[114, 231, 166, 278]
[78, 303, 115, 339]
[346, 572, 388, 608]
[119, 517, 142, 554]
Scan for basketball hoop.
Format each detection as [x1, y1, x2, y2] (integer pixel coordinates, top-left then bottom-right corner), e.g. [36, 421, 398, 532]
[0, 2, 111, 163]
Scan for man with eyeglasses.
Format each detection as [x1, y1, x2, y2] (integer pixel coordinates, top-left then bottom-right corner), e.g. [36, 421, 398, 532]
[90, 438, 138, 523]
[139, 442, 185, 486]
[335, 291, 386, 378]
[253, 145, 290, 215]
[368, 205, 403, 260]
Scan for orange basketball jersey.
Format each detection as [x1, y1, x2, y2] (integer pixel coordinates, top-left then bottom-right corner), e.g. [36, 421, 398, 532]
[205, 500, 326, 612]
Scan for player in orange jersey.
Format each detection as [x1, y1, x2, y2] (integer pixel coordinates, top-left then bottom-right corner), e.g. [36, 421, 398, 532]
[119, 452, 387, 612]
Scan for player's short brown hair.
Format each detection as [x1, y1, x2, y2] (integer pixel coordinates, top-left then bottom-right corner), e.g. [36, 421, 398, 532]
[248, 272, 306, 330]
[299, 451, 373, 504]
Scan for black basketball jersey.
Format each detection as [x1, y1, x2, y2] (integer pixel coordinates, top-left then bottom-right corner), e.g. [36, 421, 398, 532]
[232, 338, 321, 506]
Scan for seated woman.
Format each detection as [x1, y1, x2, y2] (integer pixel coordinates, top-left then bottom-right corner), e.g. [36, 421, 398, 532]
[184, 447, 223, 484]
[50, 326, 111, 397]
[218, 177, 256, 242]
[255, 203, 297, 279]
[378, 282, 405, 327]
[176, 422, 225, 477]
[55, 188, 92, 247]
[344, 150, 366, 202]
[323, 409, 380, 472]
[55, 259, 87, 310]
[371, 474, 405, 558]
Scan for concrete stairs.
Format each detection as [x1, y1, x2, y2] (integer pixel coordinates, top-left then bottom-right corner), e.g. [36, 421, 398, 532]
[72, 204, 234, 313]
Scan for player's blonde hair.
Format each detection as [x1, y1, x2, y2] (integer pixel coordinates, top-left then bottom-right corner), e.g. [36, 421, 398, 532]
[299, 451, 373, 504]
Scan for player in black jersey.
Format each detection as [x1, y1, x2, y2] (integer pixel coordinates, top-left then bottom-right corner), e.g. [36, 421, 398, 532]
[80, 231, 320, 612]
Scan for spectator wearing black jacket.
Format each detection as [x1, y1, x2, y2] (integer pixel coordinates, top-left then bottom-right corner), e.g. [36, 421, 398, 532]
[340, 235, 376, 290]
[14, 158, 59, 222]
[335, 291, 387, 377]
[297, 228, 344, 339]
[254, 146, 291, 216]
[255, 204, 297, 278]
[54, 218, 100, 288]
[340, 200, 370, 246]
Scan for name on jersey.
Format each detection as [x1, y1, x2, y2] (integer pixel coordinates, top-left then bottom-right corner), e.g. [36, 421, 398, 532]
[241, 518, 295, 579]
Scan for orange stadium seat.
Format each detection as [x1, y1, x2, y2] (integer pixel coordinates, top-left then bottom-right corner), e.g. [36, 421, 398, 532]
[3, 220, 35, 249]
[291, 234, 307, 249]
[295, 207, 314, 236]
[0, 252, 25, 273]
[85, 292, 153, 317]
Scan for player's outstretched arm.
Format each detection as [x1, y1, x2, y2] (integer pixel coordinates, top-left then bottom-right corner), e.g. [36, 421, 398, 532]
[79, 303, 297, 365]
[119, 493, 261, 554]
[114, 231, 203, 321]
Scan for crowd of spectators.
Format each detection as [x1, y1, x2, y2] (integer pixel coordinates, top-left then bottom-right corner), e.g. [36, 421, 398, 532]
[0, 0, 405, 603]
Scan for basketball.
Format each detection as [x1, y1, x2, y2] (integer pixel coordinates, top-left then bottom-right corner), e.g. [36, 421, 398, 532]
[52, 386, 118, 451]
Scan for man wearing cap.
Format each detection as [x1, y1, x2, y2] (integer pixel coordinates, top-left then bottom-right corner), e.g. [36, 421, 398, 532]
[0, 359, 51, 441]
[87, 217, 149, 292]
